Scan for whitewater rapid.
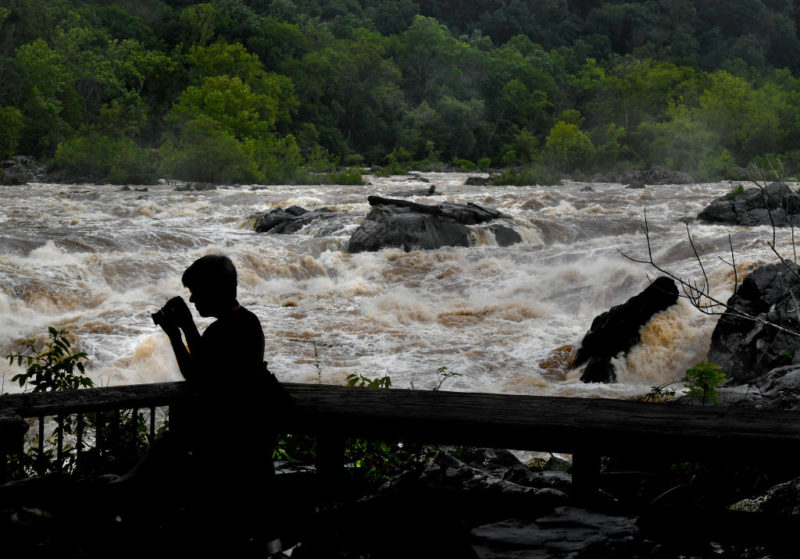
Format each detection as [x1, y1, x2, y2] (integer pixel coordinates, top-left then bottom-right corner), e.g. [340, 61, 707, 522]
[0, 174, 790, 398]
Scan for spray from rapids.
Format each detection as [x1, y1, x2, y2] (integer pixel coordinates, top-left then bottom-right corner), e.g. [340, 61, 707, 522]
[0, 176, 782, 398]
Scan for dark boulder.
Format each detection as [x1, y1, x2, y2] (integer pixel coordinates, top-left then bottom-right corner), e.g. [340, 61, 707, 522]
[464, 175, 492, 186]
[487, 224, 523, 247]
[707, 263, 800, 385]
[347, 195, 518, 253]
[1, 157, 34, 185]
[253, 205, 338, 234]
[388, 184, 436, 197]
[697, 182, 800, 226]
[574, 277, 679, 383]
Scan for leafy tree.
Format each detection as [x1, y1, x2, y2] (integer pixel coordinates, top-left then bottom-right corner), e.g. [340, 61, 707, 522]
[159, 115, 258, 183]
[544, 120, 594, 172]
[0, 105, 23, 158]
[13, 38, 81, 155]
[168, 75, 280, 140]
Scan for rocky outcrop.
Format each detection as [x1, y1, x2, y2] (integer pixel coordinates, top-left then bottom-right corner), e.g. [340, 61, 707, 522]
[1, 156, 36, 185]
[347, 195, 518, 253]
[707, 262, 800, 385]
[615, 166, 694, 187]
[388, 184, 436, 197]
[253, 205, 338, 234]
[697, 182, 800, 226]
[574, 277, 679, 383]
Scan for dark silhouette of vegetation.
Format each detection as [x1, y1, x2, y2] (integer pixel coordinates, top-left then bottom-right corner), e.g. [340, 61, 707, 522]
[2, 1, 800, 183]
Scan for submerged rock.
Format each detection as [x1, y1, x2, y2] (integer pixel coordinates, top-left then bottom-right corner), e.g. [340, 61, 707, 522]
[574, 277, 679, 383]
[347, 195, 518, 252]
[174, 182, 217, 191]
[698, 182, 800, 226]
[708, 263, 800, 385]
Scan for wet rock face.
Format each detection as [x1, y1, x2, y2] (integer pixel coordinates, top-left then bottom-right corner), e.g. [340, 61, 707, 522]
[253, 205, 338, 234]
[698, 182, 800, 226]
[708, 263, 800, 385]
[347, 195, 519, 253]
[574, 276, 679, 383]
[1, 156, 35, 185]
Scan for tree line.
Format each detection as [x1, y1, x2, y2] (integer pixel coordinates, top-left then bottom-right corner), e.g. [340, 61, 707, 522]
[2, 0, 800, 184]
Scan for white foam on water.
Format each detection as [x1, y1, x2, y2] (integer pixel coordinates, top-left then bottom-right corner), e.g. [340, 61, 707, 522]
[0, 178, 789, 401]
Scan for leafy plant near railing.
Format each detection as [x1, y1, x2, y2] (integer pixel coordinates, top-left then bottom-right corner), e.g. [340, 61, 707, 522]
[6, 327, 93, 392]
[4, 327, 158, 479]
[684, 360, 727, 406]
[641, 360, 727, 406]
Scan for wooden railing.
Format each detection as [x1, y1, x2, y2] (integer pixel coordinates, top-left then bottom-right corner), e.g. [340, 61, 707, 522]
[3, 381, 800, 494]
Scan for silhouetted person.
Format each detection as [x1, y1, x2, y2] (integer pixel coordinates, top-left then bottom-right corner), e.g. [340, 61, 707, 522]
[152, 254, 284, 556]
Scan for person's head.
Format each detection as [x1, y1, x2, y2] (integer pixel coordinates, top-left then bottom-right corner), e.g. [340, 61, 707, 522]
[182, 254, 237, 317]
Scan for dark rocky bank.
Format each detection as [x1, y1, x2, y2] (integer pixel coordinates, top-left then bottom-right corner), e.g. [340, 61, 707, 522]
[698, 182, 800, 226]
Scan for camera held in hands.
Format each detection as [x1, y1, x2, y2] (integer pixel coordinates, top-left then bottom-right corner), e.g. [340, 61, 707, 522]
[151, 297, 183, 327]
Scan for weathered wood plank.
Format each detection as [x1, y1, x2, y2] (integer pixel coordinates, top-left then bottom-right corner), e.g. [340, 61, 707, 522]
[0, 382, 188, 417]
[1, 382, 799, 462]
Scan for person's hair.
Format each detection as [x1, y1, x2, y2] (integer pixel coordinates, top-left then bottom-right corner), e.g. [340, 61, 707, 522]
[182, 254, 237, 300]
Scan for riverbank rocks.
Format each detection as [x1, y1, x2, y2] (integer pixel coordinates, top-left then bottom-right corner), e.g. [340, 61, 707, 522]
[574, 277, 679, 383]
[590, 166, 694, 186]
[347, 195, 518, 252]
[707, 262, 800, 385]
[253, 205, 338, 234]
[698, 182, 800, 226]
[1, 156, 36, 185]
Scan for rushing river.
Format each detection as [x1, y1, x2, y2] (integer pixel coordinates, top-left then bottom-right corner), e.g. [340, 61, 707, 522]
[0, 173, 792, 399]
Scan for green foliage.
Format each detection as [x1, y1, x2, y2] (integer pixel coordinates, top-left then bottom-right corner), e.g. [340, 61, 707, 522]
[432, 366, 460, 391]
[346, 373, 392, 389]
[726, 183, 746, 199]
[158, 116, 259, 183]
[492, 165, 561, 187]
[5, 0, 800, 180]
[683, 361, 727, 406]
[0, 106, 24, 159]
[53, 133, 156, 184]
[544, 121, 594, 172]
[6, 327, 92, 392]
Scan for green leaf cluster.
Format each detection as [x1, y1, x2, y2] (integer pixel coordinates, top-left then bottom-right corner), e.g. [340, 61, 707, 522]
[683, 360, 727, 406]
[6, 327, 92, 392]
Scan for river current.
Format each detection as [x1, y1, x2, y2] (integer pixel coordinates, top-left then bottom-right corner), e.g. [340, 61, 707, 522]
[0, 173, 790, 399]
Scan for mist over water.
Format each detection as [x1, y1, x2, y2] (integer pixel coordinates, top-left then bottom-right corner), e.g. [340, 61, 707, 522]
[0, 174, 790, 398]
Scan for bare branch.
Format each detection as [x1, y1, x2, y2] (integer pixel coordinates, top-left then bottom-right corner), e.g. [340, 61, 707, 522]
[618, 211, 800, 340]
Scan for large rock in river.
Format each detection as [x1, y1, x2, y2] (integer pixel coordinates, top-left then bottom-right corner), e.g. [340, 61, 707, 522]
[253, 205, 338, 234]
[574, 277, 679, 383]
[347, 195, 519, 253]
[707, 262, 800, 385]
[697, 182, 800, 226]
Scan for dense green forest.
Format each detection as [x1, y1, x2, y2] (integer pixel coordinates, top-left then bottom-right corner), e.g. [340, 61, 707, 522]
[2, 0, 800, 184]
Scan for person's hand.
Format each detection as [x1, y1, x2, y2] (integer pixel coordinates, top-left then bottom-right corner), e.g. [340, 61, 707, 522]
[164, 296, 193, 330]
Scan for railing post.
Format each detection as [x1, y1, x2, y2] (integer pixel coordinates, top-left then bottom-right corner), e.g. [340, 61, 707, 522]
[0, 410, 28, 483]
[315, 434, 345, 485]
[571, 448, 602, 502]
